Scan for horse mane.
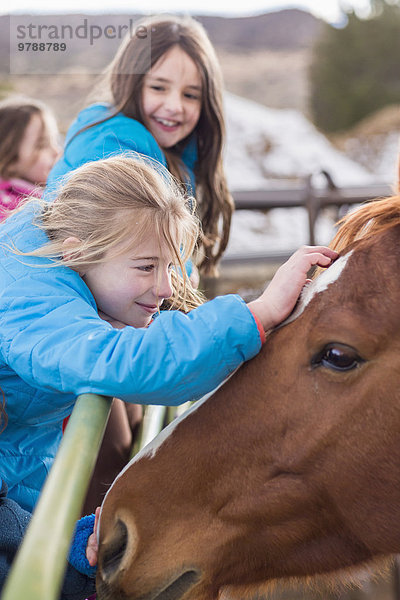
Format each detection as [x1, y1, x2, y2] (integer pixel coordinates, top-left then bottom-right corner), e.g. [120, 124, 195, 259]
[330, 194, 400, 254]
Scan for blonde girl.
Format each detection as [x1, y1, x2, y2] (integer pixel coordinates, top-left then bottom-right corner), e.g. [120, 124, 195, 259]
[41, 155, 203, 317]
[0, 154, 337, 513]
[20, 153, 203, 512]
[0, 96, 60, 220]
[46, 14, 233, 277]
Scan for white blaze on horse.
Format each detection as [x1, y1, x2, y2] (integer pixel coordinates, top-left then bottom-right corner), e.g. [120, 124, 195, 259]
[96, 195, 400, 600]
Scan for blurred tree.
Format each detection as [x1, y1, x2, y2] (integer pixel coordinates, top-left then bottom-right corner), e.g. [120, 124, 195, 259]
[309, 0, 400, 132]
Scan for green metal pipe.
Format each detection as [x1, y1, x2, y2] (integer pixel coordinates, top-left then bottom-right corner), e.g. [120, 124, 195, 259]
[131, 404, 167, 458]
[1, 393, 112, 600]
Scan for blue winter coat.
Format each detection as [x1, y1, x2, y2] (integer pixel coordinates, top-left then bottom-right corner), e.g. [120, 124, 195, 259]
[46, 103, 198, 199]
[0, 203, 262, 512]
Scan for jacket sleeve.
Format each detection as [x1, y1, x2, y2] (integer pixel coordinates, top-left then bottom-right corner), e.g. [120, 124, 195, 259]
[0, 269, 262, 407]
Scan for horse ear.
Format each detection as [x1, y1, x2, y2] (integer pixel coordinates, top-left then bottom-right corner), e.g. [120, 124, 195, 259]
[99, 515, 137, 583]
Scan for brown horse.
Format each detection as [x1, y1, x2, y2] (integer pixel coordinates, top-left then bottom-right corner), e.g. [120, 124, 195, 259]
[96, 195, 400, 600]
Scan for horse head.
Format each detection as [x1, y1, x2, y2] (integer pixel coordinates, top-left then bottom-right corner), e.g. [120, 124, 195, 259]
[96, 196, 400, 600]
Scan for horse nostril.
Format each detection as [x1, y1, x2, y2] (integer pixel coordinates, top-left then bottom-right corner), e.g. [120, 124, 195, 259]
[100, 517, 129, 581]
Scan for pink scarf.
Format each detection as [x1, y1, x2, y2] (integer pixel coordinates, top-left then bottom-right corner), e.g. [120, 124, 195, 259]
[0, 178, 42, 222]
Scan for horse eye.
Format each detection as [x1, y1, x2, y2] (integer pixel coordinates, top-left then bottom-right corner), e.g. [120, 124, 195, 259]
[311, 343, 364, 372]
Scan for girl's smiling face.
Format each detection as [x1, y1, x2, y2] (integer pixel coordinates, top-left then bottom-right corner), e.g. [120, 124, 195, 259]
[10, 112, 60, 185]
[80, 236, 174, 329]
[141, 45, 202, 149]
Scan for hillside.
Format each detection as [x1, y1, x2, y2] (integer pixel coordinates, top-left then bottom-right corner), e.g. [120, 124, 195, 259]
[0, 8, 321, 63]
[0, 9, 323, 115]
[196, 10, 322, 51]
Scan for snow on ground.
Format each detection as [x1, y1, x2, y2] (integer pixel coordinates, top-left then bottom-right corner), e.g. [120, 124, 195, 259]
[372, 133, 399, 182]
[222, 93, 395, 256]
[341, 131, 399, 185]
[225, 206, 337, 255]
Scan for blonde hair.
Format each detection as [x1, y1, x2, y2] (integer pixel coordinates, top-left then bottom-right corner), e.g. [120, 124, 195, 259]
[79, 14, 234, 276]
[0, 95, 58, 179]
[26, 155, 204, 311]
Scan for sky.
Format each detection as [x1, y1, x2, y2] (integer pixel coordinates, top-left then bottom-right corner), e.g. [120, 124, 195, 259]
[3, 0, 374, 24]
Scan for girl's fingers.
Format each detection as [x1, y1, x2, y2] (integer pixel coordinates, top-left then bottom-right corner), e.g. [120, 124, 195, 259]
[86, 506, 101, 566]
[290, 246, 338, 271]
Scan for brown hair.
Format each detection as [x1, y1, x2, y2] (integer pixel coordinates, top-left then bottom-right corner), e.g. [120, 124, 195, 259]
[80, 14, 234, 276]
[21, 154, 204, 312]
[0, 96, 57, 179]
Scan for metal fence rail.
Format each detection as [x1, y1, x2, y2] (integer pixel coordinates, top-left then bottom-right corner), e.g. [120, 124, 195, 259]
[232, 177, 392, 247]
[209, 176, 393, 296]
[1, 393, 112, 600]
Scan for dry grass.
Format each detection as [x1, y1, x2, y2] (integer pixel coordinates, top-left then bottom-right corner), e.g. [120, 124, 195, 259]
[216, 48, 311, 114]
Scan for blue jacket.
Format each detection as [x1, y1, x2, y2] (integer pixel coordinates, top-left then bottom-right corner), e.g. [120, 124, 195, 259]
[0, 478, 96, 599]
[46, 103, 198, 199]
[0, 203, 262, 512]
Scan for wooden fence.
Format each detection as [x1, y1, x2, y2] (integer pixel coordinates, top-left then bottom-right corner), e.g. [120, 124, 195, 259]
[224, 175, 392, 266]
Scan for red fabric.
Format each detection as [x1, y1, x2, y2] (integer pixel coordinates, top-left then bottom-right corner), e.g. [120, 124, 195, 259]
[248, 308, 266, 345]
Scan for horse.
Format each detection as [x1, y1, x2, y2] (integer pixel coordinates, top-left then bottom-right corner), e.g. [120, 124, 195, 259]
[96, 194, 400, 600]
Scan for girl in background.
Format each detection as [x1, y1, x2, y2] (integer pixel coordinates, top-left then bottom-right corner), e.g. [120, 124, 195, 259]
[47, 14, 233, 279]
[0, 97, 60, 220]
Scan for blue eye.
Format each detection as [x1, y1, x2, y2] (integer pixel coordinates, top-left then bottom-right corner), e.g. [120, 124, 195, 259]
[137, 265, 154, 272]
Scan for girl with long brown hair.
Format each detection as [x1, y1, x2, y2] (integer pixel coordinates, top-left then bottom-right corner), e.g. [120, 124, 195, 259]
[47, 14, 233, 278]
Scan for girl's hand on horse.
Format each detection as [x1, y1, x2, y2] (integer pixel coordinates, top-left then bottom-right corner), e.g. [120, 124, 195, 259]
[247, 245, 338, 331]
